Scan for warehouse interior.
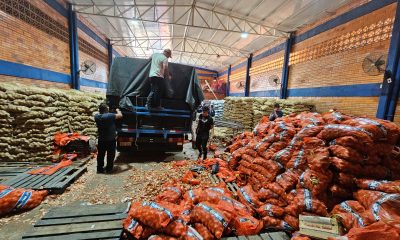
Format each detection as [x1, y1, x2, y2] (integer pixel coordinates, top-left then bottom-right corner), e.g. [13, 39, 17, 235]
[1, 0, 400, 239]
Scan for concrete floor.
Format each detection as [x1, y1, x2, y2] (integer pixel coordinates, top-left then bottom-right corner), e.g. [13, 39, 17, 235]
[0, 142, 199, 240]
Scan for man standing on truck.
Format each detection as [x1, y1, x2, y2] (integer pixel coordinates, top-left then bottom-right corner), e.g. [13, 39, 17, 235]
[196, 106, 214, 160]
[95, 103, 123, 174]
[146, 49, 172, 111]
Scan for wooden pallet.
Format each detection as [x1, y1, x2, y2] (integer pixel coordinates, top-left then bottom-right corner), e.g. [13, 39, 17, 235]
[209, 173, 240, 196]
[22, 202, 129, 240]
[2, 165, 87, 193]
[222, 232, 290, 240]
[0, 162, 49, 182]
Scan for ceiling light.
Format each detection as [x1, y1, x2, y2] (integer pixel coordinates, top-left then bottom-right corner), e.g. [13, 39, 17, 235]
[241, 32, 249, 38]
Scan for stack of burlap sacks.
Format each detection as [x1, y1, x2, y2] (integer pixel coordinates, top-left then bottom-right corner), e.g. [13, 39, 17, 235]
[0, 83, 104, 162]
[209, 100, 224, 120]
[224, 97, 315, 130]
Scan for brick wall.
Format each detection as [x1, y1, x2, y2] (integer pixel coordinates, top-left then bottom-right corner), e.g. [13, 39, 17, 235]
[287, 2, 396, 119]
[229, 64, 247, 95]
[221, 0, 398, 121]
[0, 0, 70, 88]
[0, 0, 128, 92]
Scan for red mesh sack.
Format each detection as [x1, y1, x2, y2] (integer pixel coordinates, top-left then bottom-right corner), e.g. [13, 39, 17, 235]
[128, 201, 174, 230]
[190, 202, 232, 238]
[0, 185, 48, 216]
[217, 195, 254, 217]
[342, 118, 388, 141]
[355, 179, 400, 194]
[322, 112, 351, 124]
[266, 183, 286, 201]
[329, 145, 365, 164]
[353, 190, 387, 208]
[334, 173, 355, 189]
[291, 233, 312, 240]
[317, 124, 374, 142]
[367, 193, 400, 222]
[156, 185, 183, 204]
[244, 148, 258, 158]
[331, 200, 375, 230]
[284, 214, 300, 230]
[305, 147, 330, 171]
[376, 119, 400, 144]
[360, 165, 392, 180]
[286, 149, 307, 170]
[272, 147, 294, 166]
[123, 218, 155, 239]
[262, 216, 294, 231]
[257, 188, 280, 201]
[148, 235, 177, 240]
[331, 136, 371, 154]
[340, 221, 400, 240]
[264, 198, 288, 207]
[163, 220, 188, 237]
[295, 125, 324, 139]
[331, 157, 363, 174]
[181, 226, 204, 240]
[259, 142, 288, 161]
[285, 189, 328, 216]
[303, 137, 325, 148]
[193, 223, 215, 240]
[240, 160, 272, 180]
[330, 184, 352, 199]
[183, 187, 231, 205]
[257, 203, 285, 218]
[298, 169, 332, 196]
[233, 215, 263, 236]
[276, 169, 300, 192]
[237, 185, 263, 210]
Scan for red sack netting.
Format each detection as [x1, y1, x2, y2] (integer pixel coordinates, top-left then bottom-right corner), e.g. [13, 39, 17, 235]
[123, 218, 155, 239]
[148, 235, 177, 240]
[190, 202, 232, 238]
[232, 215, 263, 236]
[353, 190, 387, 209]
[330, 200, 375, 230]
[329, 145, 365, 164]
[329, 221, 400, 240]
[193, 223, 215, 240]
[237, 185, 263, 210]
[317, 124, 374, 143]
[262, 216, 294, 231]
[0, 185, 48, 216]
[257, 203, 285, 218]
[28, 160, 73, 175]
[285, 189, 328, 217]
[355, 179, 400, 194]
[276, 169, 300, 192]
[127, 202, 175, 230]
[298, 169, 332, 197]
[156, 185, 183, 204]
[322, 112, 351, 124]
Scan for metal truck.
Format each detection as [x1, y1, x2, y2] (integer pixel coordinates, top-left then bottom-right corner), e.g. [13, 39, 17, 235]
[106, 57, 204, 152]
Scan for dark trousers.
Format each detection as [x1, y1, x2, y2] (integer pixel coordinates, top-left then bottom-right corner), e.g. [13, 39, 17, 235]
[97, 140, 116, 172]
[146, 76, 163, 108]
[196, 133, 209, 159]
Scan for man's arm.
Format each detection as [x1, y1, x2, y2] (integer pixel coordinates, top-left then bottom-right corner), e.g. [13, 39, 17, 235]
[115, 109, 123, 120]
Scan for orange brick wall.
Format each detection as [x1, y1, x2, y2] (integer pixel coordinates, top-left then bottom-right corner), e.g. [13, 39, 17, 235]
[229, 65, 247, 94]
[0, 75, 69, 89]
[0, 0, 128, 92]
[221, 1, 398, 121]
[0, 1, 70, 76]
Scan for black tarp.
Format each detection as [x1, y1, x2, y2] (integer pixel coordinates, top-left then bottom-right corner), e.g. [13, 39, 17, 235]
[107, 57, 204, 110]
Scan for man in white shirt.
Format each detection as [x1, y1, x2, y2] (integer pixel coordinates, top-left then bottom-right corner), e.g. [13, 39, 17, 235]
[146, 49, 172, 111]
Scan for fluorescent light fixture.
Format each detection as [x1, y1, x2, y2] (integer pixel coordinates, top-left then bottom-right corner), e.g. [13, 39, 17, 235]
[241, 32, 249, 38]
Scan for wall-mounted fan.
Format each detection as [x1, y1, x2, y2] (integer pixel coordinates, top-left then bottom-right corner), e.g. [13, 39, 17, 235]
[268, 75, 281, 98]
[236, 81, 245, 89]
[362, 52, 387, 76]
[80, 60, 96, 75]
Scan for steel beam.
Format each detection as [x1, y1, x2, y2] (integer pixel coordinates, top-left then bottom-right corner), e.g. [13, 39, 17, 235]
[280, 33, 294, 99]
[376, 0, 400, 120]
[72, 3, 288, 38]
[68, 4, 80, 90]
[108, 39, 113, 71]
[245, 53, 253, 97]
[227, 65, 232, 96]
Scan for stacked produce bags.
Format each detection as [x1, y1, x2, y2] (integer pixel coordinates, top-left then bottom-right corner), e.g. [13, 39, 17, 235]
[223, 97, 315, 130]
[209, 100, 224, 120]
[226, 111, 400, 238]
[123, 110, 400, 239]
[0, 83, 104, 162]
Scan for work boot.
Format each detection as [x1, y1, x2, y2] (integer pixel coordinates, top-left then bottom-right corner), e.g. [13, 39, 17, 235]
[97, 167, 104, 174]
[198, 152, 202, 160]
[203, 152, 207, 160]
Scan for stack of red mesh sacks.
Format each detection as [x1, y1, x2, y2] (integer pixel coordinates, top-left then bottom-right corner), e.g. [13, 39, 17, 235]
[123, 182, 263, 239]
[226, 111, 400, 236]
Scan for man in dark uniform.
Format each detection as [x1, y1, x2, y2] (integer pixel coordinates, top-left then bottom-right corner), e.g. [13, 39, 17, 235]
[269, 103, 283, 121]
[94, 103, 123, 173]
[196, 106, 214, 160]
